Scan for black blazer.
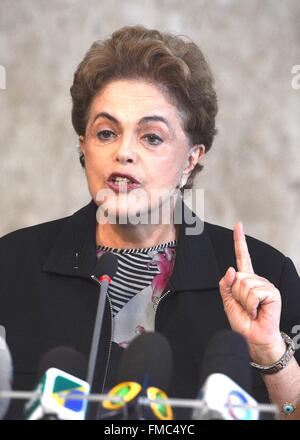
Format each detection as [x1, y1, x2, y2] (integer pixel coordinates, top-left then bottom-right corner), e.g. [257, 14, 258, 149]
[0, 199, 299, 419]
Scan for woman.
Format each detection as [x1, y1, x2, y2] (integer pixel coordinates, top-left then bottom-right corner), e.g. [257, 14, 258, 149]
[0, 25, 300, 420]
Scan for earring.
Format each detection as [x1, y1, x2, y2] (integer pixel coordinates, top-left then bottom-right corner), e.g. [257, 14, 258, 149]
[79, 152, 85, 167]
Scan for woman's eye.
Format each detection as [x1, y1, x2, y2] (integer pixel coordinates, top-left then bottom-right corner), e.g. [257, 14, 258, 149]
[144, 134, 163, 145]
[97, 130, 115, 140]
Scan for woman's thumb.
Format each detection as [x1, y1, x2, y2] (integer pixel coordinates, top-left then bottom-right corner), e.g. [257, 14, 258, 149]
[219, 266, 236, 297]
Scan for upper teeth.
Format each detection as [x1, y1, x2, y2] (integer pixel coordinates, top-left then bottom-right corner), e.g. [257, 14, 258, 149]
[113, 177, 131, 183]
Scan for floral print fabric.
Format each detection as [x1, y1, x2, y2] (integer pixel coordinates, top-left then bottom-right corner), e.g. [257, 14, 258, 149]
[96, 241, 177, 348]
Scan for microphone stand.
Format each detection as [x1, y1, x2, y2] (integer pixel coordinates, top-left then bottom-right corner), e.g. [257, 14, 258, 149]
[87, 274, 111, 387]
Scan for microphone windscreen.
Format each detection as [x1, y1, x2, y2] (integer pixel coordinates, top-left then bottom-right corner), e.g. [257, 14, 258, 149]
[0, 336, 13, 419]
[93, 252, 118, 280]
[200, 330, 252, 394]
[116, 332, 173, 392]
[37, 346, 87, 381]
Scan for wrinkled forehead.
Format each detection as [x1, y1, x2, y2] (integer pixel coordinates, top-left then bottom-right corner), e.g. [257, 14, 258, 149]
[86, 79, 186, 132]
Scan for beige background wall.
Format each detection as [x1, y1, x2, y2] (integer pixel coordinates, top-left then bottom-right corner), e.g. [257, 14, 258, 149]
[0, 0, 299, 271]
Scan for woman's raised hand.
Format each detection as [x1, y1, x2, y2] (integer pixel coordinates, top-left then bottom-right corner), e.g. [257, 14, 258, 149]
[218, 222, 285, 363]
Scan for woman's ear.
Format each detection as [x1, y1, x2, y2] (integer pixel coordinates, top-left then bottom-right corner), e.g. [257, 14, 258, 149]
[181, 144, 205, 186]
[190, 144, 205, 165]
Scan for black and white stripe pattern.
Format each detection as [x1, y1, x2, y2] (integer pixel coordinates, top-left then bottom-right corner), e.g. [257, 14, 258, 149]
[96, 241, 177, 316]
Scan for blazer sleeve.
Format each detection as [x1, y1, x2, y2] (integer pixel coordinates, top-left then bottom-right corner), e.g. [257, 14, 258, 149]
[279, 257, 300, 365]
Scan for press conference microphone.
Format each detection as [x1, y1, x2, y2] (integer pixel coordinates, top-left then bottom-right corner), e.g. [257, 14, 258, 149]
[101, 332, 174, 420]
[87, 253, 118, 388]
[0, 336, 13, 419]
[192, 330, 259, 420]
[24, 346, 90, 420]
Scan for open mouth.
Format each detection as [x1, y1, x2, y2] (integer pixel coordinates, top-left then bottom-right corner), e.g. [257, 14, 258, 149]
[107, 173, 141, 192]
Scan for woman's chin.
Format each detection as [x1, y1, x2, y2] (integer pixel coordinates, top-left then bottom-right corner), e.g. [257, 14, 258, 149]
[97, 200, 151, 226]
[95, 191, 176, 226]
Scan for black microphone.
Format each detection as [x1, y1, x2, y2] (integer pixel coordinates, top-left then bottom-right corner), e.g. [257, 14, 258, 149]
[192, 330, 258, 420]
[87, 253, 118, 388]
[200, 330, 252, 393]
[92, 252, 118, 284]
[101, 332, 174, 420]
[117, 332, 173, 390]
[25, 346, 89, 420]
[37, 346, 88, 381]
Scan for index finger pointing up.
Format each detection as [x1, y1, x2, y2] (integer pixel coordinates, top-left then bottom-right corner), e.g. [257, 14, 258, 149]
[234, 222, 254, 273]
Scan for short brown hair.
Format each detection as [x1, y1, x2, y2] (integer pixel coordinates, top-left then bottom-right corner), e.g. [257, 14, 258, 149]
[70, 25, 218, 189]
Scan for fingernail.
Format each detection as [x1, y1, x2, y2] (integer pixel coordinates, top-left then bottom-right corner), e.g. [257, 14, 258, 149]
[227, 267, 236, 281]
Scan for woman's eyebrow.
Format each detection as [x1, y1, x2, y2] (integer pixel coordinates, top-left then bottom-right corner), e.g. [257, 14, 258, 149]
[92, 112, 171, 129]
[139, 115, 170, 129]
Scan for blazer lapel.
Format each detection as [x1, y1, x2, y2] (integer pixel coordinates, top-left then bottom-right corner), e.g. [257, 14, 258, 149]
[43, 200, 98, 278]
[168, 199, 222, 292]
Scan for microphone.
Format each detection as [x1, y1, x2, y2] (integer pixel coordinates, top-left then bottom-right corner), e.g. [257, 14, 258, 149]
[192, 330, 259, 420]
[24, 346, 90, 420]
[101, 332, 174, 420]
[87, 253, 118, 388]
[0, 336, 13, 419]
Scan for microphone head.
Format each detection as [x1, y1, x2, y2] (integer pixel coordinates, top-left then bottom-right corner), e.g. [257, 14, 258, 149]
[37, 346, 87, 381]
[117, 332, 173, 392]
[200, 330, 252, 394]
[94, 252, 118, 280]
[0, 336, 13, 419]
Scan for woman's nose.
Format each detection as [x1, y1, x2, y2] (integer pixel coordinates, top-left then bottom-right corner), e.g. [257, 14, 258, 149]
[115, 137, 137, 164]
[117, 151, 134, 164]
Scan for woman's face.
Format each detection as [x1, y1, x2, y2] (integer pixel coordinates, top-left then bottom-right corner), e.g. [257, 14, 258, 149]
[80, 79, 205, 222]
